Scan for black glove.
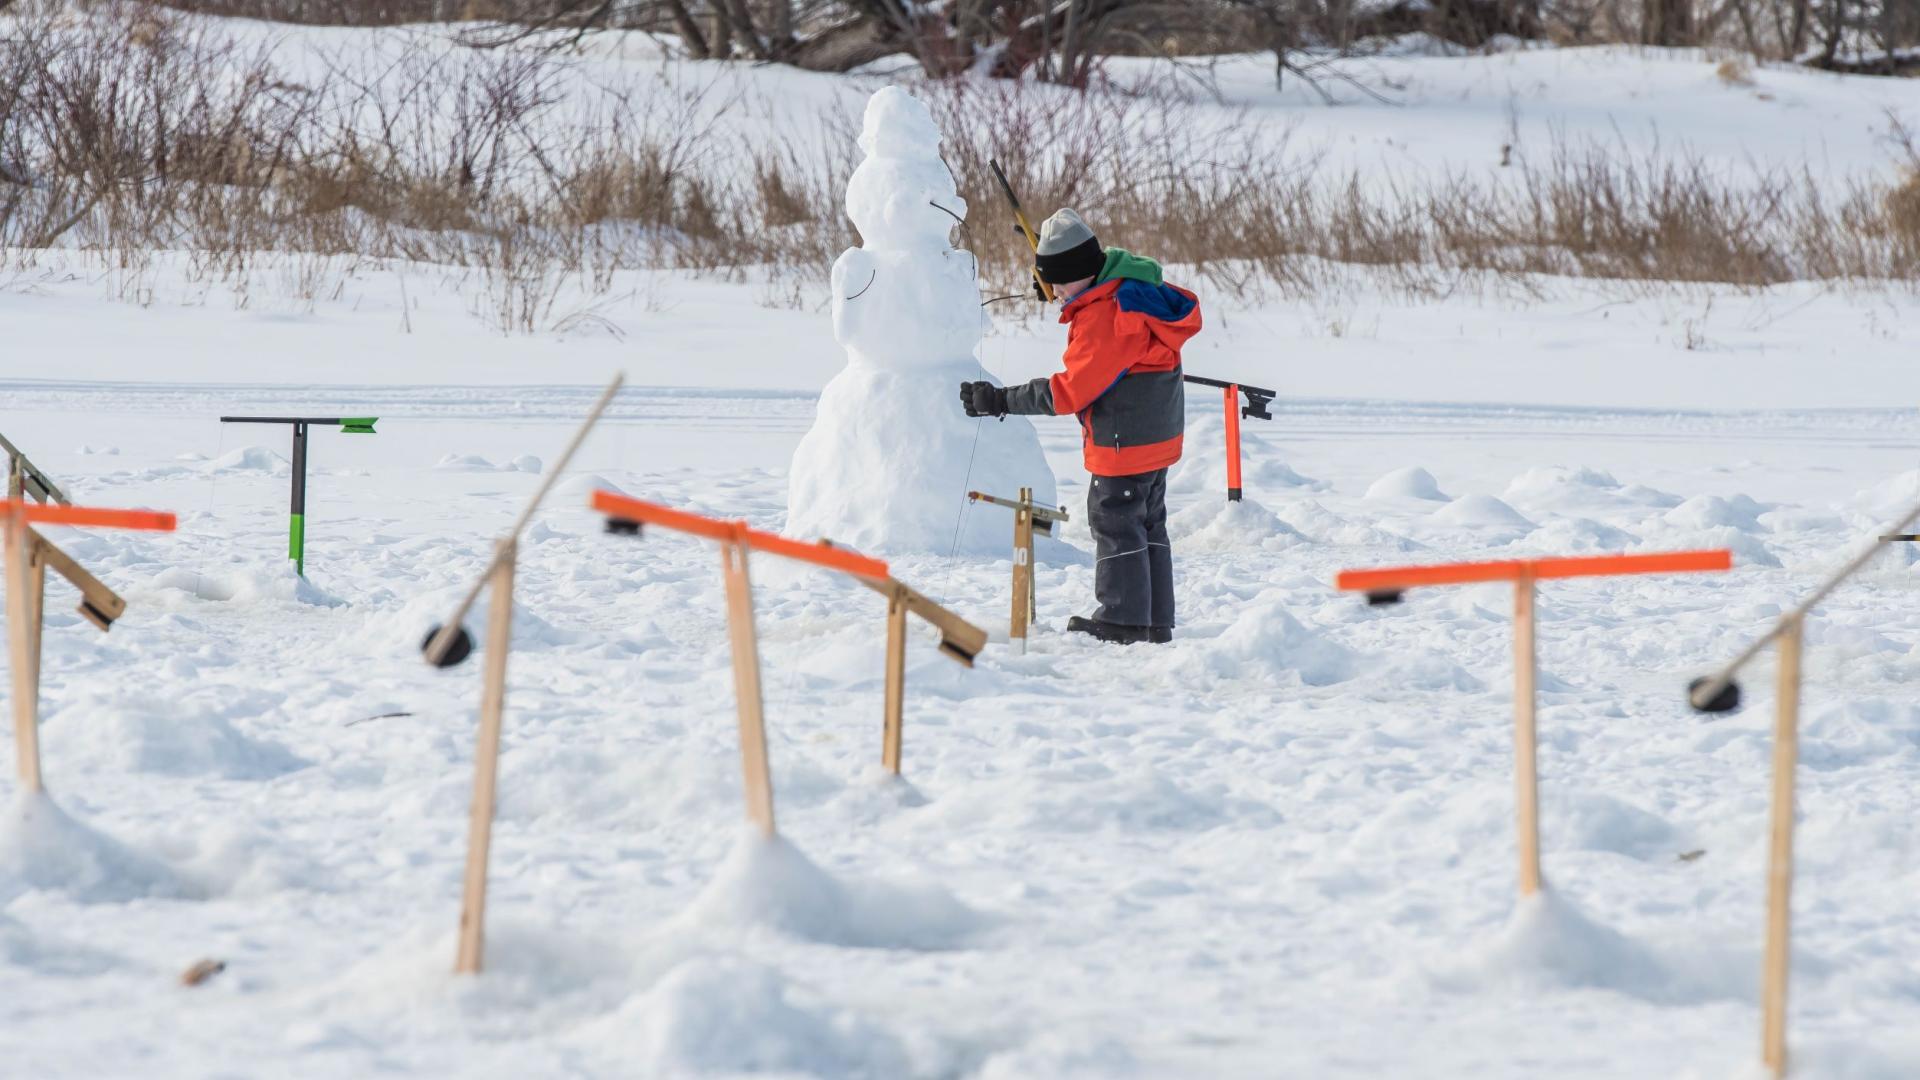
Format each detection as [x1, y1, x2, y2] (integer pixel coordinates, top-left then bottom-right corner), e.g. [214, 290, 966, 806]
[959, 381, 1008, 418]
[1032, 277, 1048, 302]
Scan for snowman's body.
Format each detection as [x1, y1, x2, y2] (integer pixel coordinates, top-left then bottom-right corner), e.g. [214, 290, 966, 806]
[786, 88, 1057, 555]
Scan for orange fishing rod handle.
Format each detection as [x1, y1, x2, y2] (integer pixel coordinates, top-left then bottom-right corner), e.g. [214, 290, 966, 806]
[6, 501, 177, 531]
[1223, 385, 1243, 500]
[591, 490, 889, 580]
[1337, 548, 1732, 592]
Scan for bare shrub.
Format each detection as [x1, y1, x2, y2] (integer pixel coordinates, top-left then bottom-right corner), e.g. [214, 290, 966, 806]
[8, 3, 1920, 330]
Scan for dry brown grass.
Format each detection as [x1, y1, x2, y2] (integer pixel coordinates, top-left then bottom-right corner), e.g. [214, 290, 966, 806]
[4, 3, 1919, 334]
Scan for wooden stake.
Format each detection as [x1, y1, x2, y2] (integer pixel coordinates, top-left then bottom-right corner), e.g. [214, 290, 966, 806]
[1762, 617, 1802, 1078]
[882, 585, 907, 774]
[722, 540, 776, 836]
[455, 545, 515, 975]
[1011, 486, 1034, 654]
[1513, 573, 1542, 897]
[5, 516, 43, 793]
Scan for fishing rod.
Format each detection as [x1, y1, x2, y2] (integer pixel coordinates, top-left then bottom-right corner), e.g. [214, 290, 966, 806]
[989, 159, 1055, 303]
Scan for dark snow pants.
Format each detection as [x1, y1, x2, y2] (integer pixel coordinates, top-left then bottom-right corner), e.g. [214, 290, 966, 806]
[1088, 468, 1173, 629]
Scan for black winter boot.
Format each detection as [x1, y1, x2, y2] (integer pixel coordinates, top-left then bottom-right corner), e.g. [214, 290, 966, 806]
[1066, 616, 1154, 645]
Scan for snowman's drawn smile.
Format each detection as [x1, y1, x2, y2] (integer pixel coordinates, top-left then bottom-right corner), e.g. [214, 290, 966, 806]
[844, 268, 877, 301]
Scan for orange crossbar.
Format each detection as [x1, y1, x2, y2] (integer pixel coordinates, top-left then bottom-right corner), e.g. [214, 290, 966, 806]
[1337, 549, 1732, 593]
[591, 490, 889, 581]
[1, 500, 177, 532]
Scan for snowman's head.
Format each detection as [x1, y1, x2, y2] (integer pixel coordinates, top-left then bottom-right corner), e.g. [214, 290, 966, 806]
[845, 88, 966, 252]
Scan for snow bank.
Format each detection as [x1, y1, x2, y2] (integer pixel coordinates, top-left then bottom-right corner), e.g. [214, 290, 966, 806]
[678, 831, 989, 950]
[0, 792, 190, 904]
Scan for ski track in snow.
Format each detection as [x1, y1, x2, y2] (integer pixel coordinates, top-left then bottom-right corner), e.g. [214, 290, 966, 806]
[0, 388, 1916, 1078]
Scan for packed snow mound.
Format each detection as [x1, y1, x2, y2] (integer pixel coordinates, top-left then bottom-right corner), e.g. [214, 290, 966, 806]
[1502, 465, 1680, 514]
[788, 87, 1053, 555]
[1169, 412, 1324, 497]
[1541, 790, 1680, 861]
[1519, 517, 1639, 552]
[1273, 499, 1422, 550]
[1167, 497, 1310, 553]
[0, 793, 190, 904]
[432, 452, 543, 474]
[151, 564, 345, 607]
[1430, 892, 1748, 1006]
[1643, 526, 1779, 568]
[208, 446, 289, 473]
[1431, 493, 1536, 529]
[1855, 468, 1920, 516]
[921, 766, 1277, 835]
[554, 472, 627, 501]
[1365, 466, 1448, 501]
[1664, 493, 1766, 531]
[1178, 603, 1356, 686]
[577, 956, 923, 1078]
[43, 708, 306, 781]
[0, 911, 116, 976]
[678, 831, 989, 950]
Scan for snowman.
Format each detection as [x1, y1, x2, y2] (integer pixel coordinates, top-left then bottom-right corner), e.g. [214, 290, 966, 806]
[785, 87, 1057, 555]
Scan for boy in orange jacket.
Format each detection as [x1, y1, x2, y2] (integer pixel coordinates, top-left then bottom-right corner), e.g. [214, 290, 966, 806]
[960, 209, 1201, 645]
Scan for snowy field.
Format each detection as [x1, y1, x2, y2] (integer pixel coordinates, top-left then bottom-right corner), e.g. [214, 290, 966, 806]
[4, 21, 1920, 1080]
[3, 363, 1920, 1078]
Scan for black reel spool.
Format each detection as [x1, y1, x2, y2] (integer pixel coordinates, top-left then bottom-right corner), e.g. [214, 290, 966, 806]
[1365, 590, 1404, 607]
[1687, 676, 1743, 714]
[421, 624, 474, 668]
[605, 517, 642, 537]
[1242, 390, 1276, 422]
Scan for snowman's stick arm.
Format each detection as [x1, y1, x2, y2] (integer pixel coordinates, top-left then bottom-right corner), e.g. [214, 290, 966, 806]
[990, 159, 1055, 303]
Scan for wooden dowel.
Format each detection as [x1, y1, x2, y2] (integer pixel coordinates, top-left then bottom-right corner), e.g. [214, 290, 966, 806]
[1513, 574, 1542, 896]
[455, 546, 515, 975]
[722, 541, 776, 836]
[5, 516, 42, 793]
[1011, 486, 1033, 654]
[1762, 617, 1802, 1077]
[882, 586, 907, 774]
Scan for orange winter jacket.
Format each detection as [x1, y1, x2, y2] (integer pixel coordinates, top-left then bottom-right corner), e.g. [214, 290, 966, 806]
[1003, 249, 1202, 477]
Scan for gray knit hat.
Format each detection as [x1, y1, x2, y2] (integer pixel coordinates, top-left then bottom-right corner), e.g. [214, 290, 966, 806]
[1034, 208, 1103, 284]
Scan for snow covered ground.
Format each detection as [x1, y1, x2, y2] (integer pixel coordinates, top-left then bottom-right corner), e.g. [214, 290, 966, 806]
[3, 20, 1920, 1080]
[3, 361, 1920, 1078]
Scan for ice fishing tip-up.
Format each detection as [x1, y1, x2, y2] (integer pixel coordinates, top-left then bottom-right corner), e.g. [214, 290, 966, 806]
[0, 432, 70, 506]
[218, 414, 378, 577]
[968, 487, 1067, 653]
[1337, 548, 1732, 900]
[5, 497, 178, 794]
[1182, 374, 1275, 503]
[1677, 497, 1920, 1079]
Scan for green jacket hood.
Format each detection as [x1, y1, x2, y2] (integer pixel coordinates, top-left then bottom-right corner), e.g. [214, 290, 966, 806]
[1095, 247, 1163, 286]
